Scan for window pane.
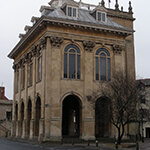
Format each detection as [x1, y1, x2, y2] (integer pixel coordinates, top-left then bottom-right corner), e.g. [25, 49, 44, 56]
[69, 49, 76, 53]
[68, 7, 72, 17]
[69, 54, 75, 79]
[77, 55, 80, 79]
[102, 13, 106, 22]
[30, 64, 32, 85]
[96, 48, 110, 56]
[100, 52, 106, 56]
[73, 8, 76, 17]
[38, 57, 42, 81]
[23, 68, 25, 88]
[98, 12, 101, 21]
[64, 53, 67, 78]
[95, 57, 99, 80]
[100, 57, 106, 81]
[107, 58, 111, 81]
[17, 73, 19, 92]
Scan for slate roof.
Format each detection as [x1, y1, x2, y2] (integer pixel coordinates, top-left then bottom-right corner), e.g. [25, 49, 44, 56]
[42, 7, 132, 32]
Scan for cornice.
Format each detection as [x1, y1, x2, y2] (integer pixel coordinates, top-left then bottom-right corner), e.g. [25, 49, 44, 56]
[8, 16, 133, 59]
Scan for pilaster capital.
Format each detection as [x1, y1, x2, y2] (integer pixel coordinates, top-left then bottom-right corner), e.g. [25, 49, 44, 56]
[83, 40, 95, 52]
[113, 44, 125, 54]
[32, 46, 37, 57]
[50, 36, 64, 47]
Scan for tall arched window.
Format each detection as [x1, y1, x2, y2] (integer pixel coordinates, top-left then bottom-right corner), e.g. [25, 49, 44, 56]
[37, 49, 42, 82]
[64, 44, 80, 79]
[95, 48, 111, 81]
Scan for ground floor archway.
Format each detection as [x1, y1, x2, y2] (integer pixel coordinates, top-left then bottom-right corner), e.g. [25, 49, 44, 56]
[95, 97, 111, 138]
[62, 95, 82, 138]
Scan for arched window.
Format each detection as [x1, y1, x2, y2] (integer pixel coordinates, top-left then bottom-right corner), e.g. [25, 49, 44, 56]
[95, 48, 111, 81]
[37, 49, 42, 82]
[64, 44, 80, 79]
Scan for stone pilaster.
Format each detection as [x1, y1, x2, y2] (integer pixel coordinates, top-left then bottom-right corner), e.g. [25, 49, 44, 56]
[22, 119, 27, 138]
[38, 118, 45, 141]
[16, 120, 21, 137]
[11, 120, 16, 137]
[45, 37, 51, 138]
[29, 119, 35, 139]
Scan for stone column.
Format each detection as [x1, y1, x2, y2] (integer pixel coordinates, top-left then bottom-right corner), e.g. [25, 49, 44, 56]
[113, 44, 125, 72]
[17, 62, 22, 137]
[16, 120, 21, 137]
[29, 119, 34, 139]
[23, 54, 29, 138]
[11, 64, 17, 137]
[39, 118, 45, 141]
[22, 119, 27, 138]
[44, 37, 51, 138]
[31, 48, 37, 139]
[49, 36, 64, 141]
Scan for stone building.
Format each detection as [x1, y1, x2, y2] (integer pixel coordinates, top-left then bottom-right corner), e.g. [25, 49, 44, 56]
[137, 79, 150, 138]
[0, 87, 12, 137]
[8, 0, 136, 140]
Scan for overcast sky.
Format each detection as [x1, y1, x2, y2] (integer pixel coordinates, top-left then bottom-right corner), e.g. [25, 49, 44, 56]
[0, 0, 149, 99]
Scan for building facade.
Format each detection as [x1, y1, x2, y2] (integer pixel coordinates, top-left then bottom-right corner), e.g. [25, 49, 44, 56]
[137, 79, 150, 138]
[8, 0, 136, 140]
[0, 87, 12, 137]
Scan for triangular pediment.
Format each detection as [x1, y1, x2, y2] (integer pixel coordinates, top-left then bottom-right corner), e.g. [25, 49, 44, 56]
[90, 4, 107, 14]
[61, 0, 79, 8]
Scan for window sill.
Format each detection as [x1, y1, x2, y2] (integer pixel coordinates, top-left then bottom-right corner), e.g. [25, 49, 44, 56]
[61, 78, 83, 81]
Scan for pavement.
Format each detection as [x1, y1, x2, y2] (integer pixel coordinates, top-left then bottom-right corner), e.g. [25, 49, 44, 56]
[1, 137, 150, 150]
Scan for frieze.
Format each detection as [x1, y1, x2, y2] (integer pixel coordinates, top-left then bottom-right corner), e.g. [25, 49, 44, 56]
[113, 44, 125, 54]
[83, 41, 95, 51]
[50, 36, 64, 47]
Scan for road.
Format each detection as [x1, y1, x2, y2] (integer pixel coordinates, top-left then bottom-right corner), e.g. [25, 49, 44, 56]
[0, 138, 150, 150]
[0, 138, 114, 150]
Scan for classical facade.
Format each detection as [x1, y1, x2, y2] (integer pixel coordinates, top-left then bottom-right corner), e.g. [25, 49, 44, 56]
[8, 0, 136, 140]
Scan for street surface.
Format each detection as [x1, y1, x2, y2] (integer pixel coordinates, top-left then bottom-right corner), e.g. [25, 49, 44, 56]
[0, 138, 150, 150]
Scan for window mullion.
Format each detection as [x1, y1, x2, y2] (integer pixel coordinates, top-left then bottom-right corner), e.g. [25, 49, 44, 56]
[67, 53, 69, 78]
[99, 56, 100, 80]
[75, 53, 77, 79]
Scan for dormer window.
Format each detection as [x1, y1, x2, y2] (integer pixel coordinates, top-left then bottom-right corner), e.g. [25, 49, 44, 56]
[90, 5, 107, 22]
[67, 6, 77, 17]
[61, 1, 79, 18]
[97, 12, 106, 22]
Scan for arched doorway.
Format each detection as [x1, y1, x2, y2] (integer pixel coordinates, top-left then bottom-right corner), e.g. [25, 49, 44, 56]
[35, 96, 41, 137]
[21, 102, 24, 136]
[95, 97, 111, 138]
[62, 95, 82, 138]
[27, 99, 32, 137]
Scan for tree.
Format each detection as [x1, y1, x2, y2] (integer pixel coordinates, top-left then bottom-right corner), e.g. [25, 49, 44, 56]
[88, 71, 139, 144]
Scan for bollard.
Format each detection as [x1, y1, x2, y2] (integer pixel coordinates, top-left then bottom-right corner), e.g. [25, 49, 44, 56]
[96, 140, 98, 147]
[61, 139, 63, 145]
[72, 139, 74, 145]
[136, 141, 139, 150]
[115, 142, 118, 149]
[87, 140, 90, 146]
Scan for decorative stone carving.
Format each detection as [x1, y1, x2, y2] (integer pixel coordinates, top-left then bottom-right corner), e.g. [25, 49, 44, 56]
[32, 46, 37, 56]
[128, 1, 133, 14]
[50, 36, 64, 47]
[24, 53, 29, 63]
[40, 38, 47, 49]
[83, 41, 95, 51]
[113, 44, 125, 54]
